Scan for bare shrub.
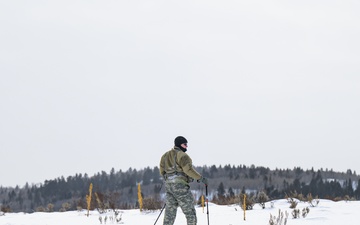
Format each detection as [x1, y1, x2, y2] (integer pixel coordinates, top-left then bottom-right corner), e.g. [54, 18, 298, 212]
[269, 209, 288, 225]
[1, 205, 12, 213]
[256, 191, 269, 209]
[307, 193, 319, 207]
[95, 192, 107, 214]
[226, 195, 241, 205]
[47, 203, 54, 212]
[142, 197, 163, 211]
[287, 197, 298, 209]
[239, 193, 255, 210]
[212, 194, 240, 205]
[292, 207, 310, 219]
[211, 195, 228, 205]
[36, 206, 46, 212]
[59, 202, 71, 212]
[285, 190, 305, 201]
[99, 209, 122, 224]
[292, 208, 300, 218]
[113, 209, 123, 223]
[302, 207, 310, 218]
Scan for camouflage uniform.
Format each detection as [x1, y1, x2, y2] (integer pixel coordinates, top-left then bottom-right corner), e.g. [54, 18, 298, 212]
[160, 146, 202, 225]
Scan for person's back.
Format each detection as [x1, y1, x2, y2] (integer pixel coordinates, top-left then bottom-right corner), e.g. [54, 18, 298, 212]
[159, 136, 208, 225]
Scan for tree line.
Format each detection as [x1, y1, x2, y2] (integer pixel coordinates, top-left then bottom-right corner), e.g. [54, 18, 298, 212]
[1, 164, 360, 212]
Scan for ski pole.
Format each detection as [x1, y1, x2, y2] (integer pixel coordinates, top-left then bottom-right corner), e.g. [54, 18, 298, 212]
[154, 182, 166, 225]
[205, 184, 210, 225]
[154, 203, 166, 225]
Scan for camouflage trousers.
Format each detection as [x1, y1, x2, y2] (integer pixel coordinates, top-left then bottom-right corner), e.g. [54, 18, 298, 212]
[163, 181, 197, 225]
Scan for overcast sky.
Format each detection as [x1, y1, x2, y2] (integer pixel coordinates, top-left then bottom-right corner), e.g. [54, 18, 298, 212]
[1, 0, 359, 187]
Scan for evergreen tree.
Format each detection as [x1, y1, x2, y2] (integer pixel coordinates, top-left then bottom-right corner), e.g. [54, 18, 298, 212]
[217, 182, 225, 198]
[228, 187, 235, 198]
[142, 167, 152, 185]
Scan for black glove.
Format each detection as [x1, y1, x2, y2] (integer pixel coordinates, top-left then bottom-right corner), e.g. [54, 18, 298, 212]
[197, 176, 208, 185]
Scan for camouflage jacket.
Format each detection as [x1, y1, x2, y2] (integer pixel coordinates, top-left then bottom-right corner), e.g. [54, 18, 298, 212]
[159, 146, 202, 183]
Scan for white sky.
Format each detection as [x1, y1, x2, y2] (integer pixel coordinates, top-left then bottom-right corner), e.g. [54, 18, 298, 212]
[1, 0, 360, 187]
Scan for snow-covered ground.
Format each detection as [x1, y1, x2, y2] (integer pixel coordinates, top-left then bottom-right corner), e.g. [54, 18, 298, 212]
[0, 199, 358, 225]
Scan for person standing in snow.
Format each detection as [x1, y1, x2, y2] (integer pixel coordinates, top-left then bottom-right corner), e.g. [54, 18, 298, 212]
[159, 136, 208, 225]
